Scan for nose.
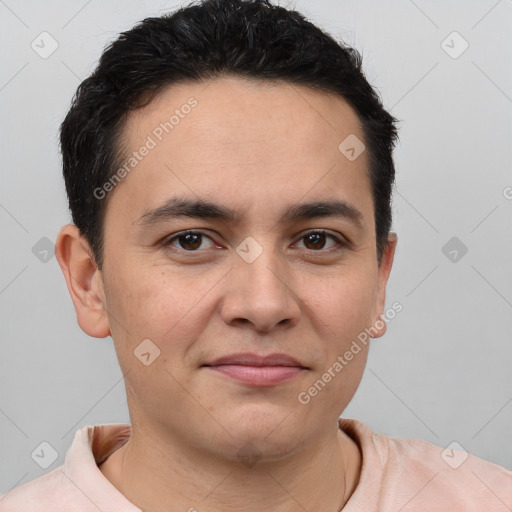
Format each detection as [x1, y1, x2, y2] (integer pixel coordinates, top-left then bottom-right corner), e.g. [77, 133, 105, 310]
[220, 243, 301, 333]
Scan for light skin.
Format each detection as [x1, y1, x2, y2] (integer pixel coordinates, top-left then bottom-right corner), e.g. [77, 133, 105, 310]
[56, 76, 397, 512]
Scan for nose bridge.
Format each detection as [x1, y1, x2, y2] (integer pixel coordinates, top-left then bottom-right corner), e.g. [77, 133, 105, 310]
[236, 234, 291, 298]
[221, 234, 300, 331]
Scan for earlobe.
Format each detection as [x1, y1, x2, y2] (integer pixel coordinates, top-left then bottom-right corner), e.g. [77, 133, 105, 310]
[370, 233, 398, 339]
[55, 224, 111, 338]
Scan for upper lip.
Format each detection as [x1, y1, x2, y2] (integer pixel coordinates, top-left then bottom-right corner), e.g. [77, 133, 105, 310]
[203, 353, 308, 368]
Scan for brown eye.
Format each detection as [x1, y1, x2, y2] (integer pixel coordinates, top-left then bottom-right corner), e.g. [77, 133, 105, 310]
[165, 231, 215, 251]
[177, 232, 202, 250]
[296, 230, 345, 251]
[303, 232, 327, 250]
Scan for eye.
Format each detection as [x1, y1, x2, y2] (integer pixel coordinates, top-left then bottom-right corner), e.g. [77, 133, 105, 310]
[295, 230, 346, 252]
[162, 229, 347, 254]
[164, 230, 216, 252]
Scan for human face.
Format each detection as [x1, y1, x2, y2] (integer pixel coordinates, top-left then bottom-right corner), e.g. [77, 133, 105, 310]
[89, 76, 395, 460]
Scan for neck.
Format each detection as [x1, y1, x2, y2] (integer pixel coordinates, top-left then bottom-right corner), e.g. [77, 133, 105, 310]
[99, 420, 361, 512]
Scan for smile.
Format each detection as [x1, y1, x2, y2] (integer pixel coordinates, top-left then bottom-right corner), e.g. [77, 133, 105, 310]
[203, 364, 307, 386]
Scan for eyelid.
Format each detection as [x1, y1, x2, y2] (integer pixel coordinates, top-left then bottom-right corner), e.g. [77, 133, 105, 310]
[162, 229, 220, 251]
[162, 228, 349, 253]
[294, 228, 348, 244]
[293, 229, 348, 252]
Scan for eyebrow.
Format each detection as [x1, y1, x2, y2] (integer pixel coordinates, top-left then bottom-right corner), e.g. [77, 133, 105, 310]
[135, 196, 365, 228]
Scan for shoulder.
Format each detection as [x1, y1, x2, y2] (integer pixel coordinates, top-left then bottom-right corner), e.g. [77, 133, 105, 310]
[0, 423, 135, 512]
[377, 429, 512, 510]
[341, 418, 512, 511]
[0, 465, 85, 511]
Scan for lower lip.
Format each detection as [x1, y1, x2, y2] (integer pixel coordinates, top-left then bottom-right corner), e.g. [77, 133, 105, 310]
[205, 365, 306, 386]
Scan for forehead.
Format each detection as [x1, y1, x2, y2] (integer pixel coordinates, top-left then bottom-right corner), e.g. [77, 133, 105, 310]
[109, 76, 372, 225]
[123, 75, 365, 150]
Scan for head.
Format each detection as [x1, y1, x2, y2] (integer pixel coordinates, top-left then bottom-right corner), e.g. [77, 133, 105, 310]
[56, 0, 399, 462]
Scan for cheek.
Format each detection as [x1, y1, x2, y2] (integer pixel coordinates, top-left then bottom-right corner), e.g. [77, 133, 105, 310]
[104, 263, 220, 354]
[302, 276, 373, 410]
[306, 270, 377, 338]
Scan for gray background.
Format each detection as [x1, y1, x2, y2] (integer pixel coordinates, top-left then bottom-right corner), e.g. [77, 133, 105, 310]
[1, 0, 511, 494]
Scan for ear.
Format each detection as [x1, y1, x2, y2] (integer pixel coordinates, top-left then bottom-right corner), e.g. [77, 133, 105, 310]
[55, 224, 110, 338]
[369, 232, 398, 339]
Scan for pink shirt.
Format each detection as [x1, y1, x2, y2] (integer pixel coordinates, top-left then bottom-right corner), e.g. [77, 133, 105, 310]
[1, 418, 511, 511]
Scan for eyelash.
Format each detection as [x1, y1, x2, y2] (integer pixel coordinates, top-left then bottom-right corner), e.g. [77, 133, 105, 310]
[162, 229, 347, 255]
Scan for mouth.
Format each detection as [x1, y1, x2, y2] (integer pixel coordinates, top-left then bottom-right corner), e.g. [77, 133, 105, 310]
[201, 353, 309, 386]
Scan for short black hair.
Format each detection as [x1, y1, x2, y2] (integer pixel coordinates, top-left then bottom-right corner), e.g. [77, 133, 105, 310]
[60, 0, 399, 269]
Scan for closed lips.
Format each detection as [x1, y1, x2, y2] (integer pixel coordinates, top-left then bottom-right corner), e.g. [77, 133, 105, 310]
[203, 353, 308, 368]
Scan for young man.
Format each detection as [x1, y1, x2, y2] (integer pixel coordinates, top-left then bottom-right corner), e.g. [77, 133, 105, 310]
[1, 0, 510, 510]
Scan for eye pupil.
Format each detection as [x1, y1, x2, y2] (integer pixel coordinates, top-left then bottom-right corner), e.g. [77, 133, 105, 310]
[304, 232, 326, 250]
[179, 233, 202, 250]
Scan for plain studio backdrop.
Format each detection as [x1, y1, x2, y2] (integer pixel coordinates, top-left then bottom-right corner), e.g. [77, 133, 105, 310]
[1, 0, 511, 494]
